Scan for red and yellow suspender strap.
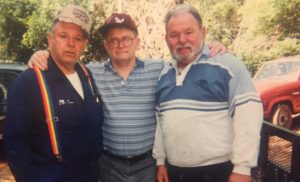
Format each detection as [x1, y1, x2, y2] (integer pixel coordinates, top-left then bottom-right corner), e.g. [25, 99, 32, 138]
[79, 64, 94, 95]
[79, 64, 100, 103]
[33, 66, 63, 162]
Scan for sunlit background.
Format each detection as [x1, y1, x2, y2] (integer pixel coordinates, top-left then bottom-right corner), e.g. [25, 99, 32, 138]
[0, 0, 299, 74]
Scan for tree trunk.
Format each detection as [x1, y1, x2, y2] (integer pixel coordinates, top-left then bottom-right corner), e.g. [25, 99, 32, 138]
[175, 0, 184, 4]
[118, 0, 124, 13]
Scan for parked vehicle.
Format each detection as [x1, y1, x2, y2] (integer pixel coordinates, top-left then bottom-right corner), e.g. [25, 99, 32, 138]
[253, 55, 300, 129]
[0, 63, 27, 140]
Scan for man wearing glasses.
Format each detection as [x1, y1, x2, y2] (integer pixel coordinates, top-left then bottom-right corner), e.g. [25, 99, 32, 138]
[90, 13, 162, 182]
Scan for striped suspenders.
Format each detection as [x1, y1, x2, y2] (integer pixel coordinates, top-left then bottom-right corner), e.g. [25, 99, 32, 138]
[33, 64, 100, 161]
[33, 66, 63, 162]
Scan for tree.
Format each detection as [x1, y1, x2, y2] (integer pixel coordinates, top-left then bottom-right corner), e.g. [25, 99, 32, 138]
[0, 0, 107, 63]
[205, 0, 241, 46]
[260, 0, 300, 39]
[175, 0, 184, 4]
[233, 0, 300, 75]
[0, 0, 36, 62]
[0, 0, 299, 69]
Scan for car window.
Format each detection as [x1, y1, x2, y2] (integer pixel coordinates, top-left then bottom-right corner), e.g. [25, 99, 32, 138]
[0, 71, 20, 116]
[254, 60, 300, 81]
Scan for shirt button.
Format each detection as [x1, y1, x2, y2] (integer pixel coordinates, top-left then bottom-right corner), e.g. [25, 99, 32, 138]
[121, 80, 128, 85]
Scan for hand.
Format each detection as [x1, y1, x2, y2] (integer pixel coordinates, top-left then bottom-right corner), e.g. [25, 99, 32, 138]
[28, 50, 49, 70]
[208, 41, 228, 57]
[228, 173, 251, 182]
[157, 165, 169, 182]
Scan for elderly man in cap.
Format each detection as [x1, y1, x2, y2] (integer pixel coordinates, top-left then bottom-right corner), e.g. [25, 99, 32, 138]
[28, 11, 227, 182]
[3, 4, 103, 182]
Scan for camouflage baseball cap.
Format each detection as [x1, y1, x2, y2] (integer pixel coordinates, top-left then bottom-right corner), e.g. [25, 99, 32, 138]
[54, 4, 92, 33]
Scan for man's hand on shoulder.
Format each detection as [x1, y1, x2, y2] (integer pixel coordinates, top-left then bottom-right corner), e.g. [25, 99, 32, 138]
[28, 50, 49, 70]
[157, 165, 169, 182]
[207, 41, 228, 57]
[228, 172, 251, 182]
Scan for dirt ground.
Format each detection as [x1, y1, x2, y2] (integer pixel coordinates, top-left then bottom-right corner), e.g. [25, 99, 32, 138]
[0, 162, 14, 182]
[0, 120, 299, 182]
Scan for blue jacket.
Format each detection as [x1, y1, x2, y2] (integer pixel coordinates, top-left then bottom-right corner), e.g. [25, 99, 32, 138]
[4, 57, 103, 182]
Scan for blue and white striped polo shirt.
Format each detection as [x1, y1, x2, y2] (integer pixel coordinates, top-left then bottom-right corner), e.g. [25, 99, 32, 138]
[87, 59, 164, 156]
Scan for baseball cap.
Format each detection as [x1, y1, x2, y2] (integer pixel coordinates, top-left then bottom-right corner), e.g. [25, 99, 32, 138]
[99, 13, 138, 37]
[54, 4, 92, 34]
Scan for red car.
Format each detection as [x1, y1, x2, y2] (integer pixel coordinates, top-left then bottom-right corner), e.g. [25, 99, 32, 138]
[253, 55, 300, 129]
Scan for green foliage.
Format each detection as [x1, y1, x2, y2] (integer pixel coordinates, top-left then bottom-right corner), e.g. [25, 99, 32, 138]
[205, 0, 240, 46]
[23, 0, 103, 62]
[232, 0, 300, 75]
[0, 0, 299, 69]
[22, 1, 56, 51]
[84, 0, 108, 62]
[260, 0, 300, 39]
[0, 0, 107, 63]
[0, 0, 36, 62]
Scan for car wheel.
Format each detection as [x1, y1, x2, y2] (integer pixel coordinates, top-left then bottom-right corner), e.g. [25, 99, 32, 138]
[271, 104, 292, 129]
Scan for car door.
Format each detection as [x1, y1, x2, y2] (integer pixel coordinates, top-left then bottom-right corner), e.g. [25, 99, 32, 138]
[0, 70, 22, 139]
[291, 74, 300, 113]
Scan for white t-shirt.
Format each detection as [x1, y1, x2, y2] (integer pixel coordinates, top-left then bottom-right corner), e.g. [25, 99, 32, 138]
[66, 71, 84, 99]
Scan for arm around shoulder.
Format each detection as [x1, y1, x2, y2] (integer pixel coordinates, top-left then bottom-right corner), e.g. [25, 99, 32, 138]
[28, 50, 49, 70]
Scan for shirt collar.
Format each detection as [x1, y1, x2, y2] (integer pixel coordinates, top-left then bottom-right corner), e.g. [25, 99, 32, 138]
[104, 58, 144, 70]
[44, 55, 82, 82]
[201, 43, 211, 58]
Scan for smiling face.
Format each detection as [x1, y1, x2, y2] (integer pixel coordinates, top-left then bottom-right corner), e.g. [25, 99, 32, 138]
[47, 21, 88, 73]
[165, 12, 205, 66]
[103, 27, 140, 64]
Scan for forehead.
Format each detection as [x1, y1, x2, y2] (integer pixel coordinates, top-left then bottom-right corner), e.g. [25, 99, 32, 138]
[106, 27, 136, 38]
[166, 12, 199, 31]
[53, 21, 85, 36]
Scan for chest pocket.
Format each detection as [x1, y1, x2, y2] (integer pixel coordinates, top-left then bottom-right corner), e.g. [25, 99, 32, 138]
[56, 99, 80, 131]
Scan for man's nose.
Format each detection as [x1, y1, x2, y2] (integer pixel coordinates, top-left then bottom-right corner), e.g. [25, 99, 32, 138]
[67, 38, 75, 47]
[117, 40, 125, 48]
[178, 34, 187, 44]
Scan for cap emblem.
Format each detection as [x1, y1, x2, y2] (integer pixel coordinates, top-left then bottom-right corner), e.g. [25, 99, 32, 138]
[115, 17, 125, 23]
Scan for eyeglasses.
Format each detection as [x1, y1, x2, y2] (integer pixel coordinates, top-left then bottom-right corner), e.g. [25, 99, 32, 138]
[106, 36, 135, 47]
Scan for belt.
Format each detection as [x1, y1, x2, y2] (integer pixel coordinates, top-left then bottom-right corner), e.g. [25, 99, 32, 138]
[102, 150, 152, 165]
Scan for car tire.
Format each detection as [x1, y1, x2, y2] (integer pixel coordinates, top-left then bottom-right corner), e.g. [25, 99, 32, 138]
[271, 104, 292, 129]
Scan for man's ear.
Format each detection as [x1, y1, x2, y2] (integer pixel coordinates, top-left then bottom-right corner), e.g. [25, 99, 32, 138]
[103, 40, 109, 51]
[47, 32, 53, 47]
[84, 39, 88, 49]
[200, 26, 206, 39]
[165, 33, 173, 50]
[165, 34, 169, 47]
[135, 37, 141, 49]
[81, 39, 88, 52]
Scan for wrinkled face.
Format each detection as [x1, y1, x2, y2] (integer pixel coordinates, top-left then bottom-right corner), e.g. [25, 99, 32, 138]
[47, 21, 87, 67]
[165, 12, 205, 64]
[103, 27, 140, 63]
